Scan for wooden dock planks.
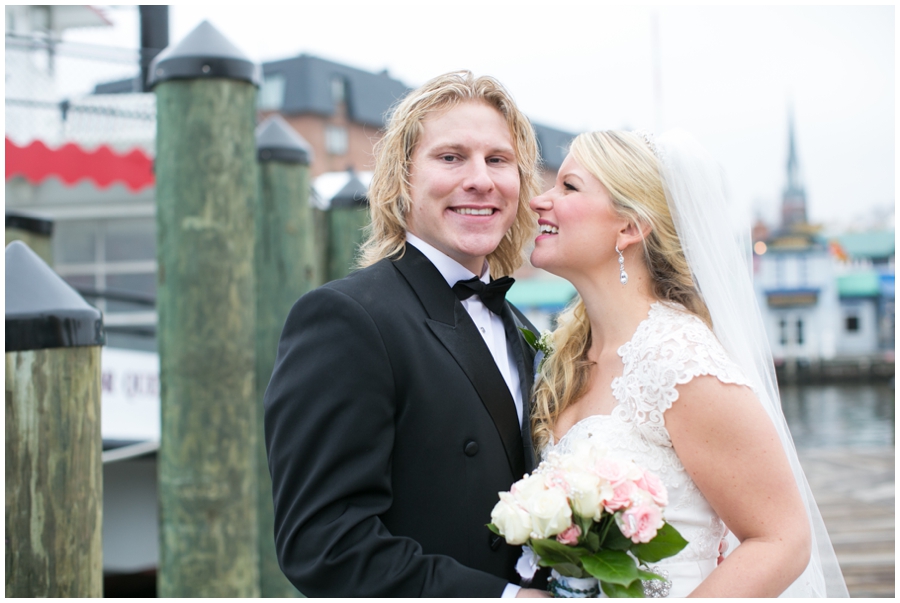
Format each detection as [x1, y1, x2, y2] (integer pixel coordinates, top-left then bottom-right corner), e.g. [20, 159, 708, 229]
[799, 446, 895, 598]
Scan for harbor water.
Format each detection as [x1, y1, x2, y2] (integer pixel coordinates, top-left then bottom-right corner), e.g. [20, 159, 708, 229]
[781, 383, 895, 449]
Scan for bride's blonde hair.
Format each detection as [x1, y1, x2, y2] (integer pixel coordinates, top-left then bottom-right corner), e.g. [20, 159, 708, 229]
[531, 131, 711, 450]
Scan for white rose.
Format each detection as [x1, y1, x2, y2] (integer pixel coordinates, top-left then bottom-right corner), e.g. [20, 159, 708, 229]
[565, 470, 605, 521]
[491, 492, 533, 545]
[525, 486, 572, 539]
[624, 459, 644, 482]
[538, 451, 563, 472]
[511, 471, 549, 505]
[565, 439, 601, 469]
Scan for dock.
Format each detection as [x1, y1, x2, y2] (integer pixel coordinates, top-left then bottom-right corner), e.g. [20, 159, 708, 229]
[799, 446, 895, 597]
[776, 355, 895, 384]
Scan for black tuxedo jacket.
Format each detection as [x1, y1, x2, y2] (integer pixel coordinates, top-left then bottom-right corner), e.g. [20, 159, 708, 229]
[264, 245, 538, 597]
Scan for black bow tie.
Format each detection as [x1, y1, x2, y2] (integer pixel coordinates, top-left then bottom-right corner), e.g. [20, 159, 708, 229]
[452, 276, 515, 315]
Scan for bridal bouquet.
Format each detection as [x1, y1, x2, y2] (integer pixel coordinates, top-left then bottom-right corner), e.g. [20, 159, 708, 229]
[488, 440, 687, 597]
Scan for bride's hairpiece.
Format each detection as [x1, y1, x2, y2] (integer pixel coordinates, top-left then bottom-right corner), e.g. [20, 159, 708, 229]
[633, 130, 661, 160]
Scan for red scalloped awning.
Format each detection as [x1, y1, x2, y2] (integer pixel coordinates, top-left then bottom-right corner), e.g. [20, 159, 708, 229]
[5, 137, 154, 192]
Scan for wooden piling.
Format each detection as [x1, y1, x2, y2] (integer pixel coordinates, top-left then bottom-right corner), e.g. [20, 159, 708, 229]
[5, 212, 53, 265]
[326, 173, 369, 281]
[5, 348, 103, 597]
[150, 21, 262, 597]
[5, 241, 104, 597]
[255, 115, 317, 597]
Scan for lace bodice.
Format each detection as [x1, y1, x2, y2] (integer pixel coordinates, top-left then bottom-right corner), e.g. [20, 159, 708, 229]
[544, 302, 752, 571]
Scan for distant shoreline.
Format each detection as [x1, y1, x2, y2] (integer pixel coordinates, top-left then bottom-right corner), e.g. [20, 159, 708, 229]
[775, 355, 895, 385]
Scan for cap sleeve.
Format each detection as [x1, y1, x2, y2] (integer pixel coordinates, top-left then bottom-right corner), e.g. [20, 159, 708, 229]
[612, 302, 753, 447]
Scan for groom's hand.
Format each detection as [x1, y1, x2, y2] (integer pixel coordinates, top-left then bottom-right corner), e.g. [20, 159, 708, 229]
[516, 588, 551, 598]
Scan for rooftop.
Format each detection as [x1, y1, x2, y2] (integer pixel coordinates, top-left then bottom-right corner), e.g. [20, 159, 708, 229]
[836, 231, 895, 261]
[261, 54, 409, 128]
[533, 123, 574, 170]
[837, 271, 884, 298]
[506, 276, 577, 310]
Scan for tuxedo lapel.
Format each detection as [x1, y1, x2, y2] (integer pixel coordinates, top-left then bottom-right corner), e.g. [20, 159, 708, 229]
[426, 311, 525, 480]
[393, 246, 525, 479]
[500, 304, 538, 474]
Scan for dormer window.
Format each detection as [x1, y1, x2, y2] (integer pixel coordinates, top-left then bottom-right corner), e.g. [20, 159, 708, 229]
[258, 73, 285, 110]
[326, 125, 348, 156]
[331, 76, 346, 105]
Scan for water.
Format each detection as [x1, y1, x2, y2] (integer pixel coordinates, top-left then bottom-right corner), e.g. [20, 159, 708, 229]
[780, 383, 895, 449]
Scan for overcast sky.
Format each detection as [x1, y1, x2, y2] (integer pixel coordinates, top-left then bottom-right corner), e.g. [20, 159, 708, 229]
[66, 3, 894, 232]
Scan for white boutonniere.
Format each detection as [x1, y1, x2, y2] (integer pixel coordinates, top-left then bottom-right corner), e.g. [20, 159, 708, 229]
[519, 328, 554, 373]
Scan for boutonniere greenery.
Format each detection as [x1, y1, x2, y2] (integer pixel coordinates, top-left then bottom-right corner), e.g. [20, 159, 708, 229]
[519, 327, 554, 372]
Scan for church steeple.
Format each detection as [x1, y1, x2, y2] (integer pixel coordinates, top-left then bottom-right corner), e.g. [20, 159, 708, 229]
[781, 108, 808, 229]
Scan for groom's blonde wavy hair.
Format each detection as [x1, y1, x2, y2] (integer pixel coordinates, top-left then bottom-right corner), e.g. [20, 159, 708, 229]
[356, 70, 542, 276]
[532, 131, 711, 450]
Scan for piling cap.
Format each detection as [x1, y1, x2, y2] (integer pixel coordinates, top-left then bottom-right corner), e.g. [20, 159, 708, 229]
[147, 20, 261, 88]
[6, 211, 53, 236]
[331, 171, 369, 209]
[256, 114, 313, 165]
[6, 241, 105, 352]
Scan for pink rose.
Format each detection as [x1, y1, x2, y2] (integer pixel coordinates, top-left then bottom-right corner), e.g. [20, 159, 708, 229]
[555, 524, 582, 546]
[595, 458, 629, 487]
[635, 471, 668, 507]
[605, 481, 637, 512]
[616, 503, 664, 544]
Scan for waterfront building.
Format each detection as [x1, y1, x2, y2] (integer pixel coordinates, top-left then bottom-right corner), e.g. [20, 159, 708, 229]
[755, 228, 840, 362]
[833, 231, 895, 355]
[254, 53, 575, 185]
[752, 112, 894, 366]
[753, 110, 838, 363]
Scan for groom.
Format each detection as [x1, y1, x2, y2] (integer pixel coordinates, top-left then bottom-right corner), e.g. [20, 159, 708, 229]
[263, 71, 546, 597]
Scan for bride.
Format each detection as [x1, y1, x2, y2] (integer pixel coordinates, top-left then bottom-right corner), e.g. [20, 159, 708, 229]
[528, 130, 847, 597]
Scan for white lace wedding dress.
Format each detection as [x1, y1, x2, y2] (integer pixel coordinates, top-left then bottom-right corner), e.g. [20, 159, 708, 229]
[544, 301, 753, 598]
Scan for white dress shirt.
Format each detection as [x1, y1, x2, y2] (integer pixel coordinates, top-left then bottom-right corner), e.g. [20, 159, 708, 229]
[405, 234, 524, 598]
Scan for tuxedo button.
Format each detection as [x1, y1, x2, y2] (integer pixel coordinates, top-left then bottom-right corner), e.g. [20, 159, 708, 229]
[464, 441, 479, 456]
[490, 534, 503, 550]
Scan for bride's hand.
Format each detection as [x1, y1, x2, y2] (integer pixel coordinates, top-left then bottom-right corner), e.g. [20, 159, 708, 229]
[717, 528, 730, 565]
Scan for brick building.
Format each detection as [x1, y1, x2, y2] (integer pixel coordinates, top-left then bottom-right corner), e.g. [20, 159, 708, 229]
[257, 54, 575, 183]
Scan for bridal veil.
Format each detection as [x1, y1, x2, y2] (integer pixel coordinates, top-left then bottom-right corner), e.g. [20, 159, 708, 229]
[651, 129, 848, 597]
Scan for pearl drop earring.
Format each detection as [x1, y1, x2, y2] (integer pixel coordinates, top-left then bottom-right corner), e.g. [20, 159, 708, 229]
[616, 245, 628, 285]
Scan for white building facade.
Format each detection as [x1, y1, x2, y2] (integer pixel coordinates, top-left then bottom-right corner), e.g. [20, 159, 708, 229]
[755, 239, 840, 361]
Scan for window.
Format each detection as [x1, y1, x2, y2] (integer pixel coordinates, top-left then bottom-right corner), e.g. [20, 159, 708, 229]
[779, 318, 788, 345]
[845, 315, 860, 332]
[775, 256, 785, 287]
[796, 319, 804, 345]
[53, 217, 157, 351]
[326, 125, 348, 155]
[54, 219, 98, 263]
[106, 218, 156, 262]
[258, 73, 285, 111]
[30, 6, 50, 32]
[331, 76, 346, 105]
